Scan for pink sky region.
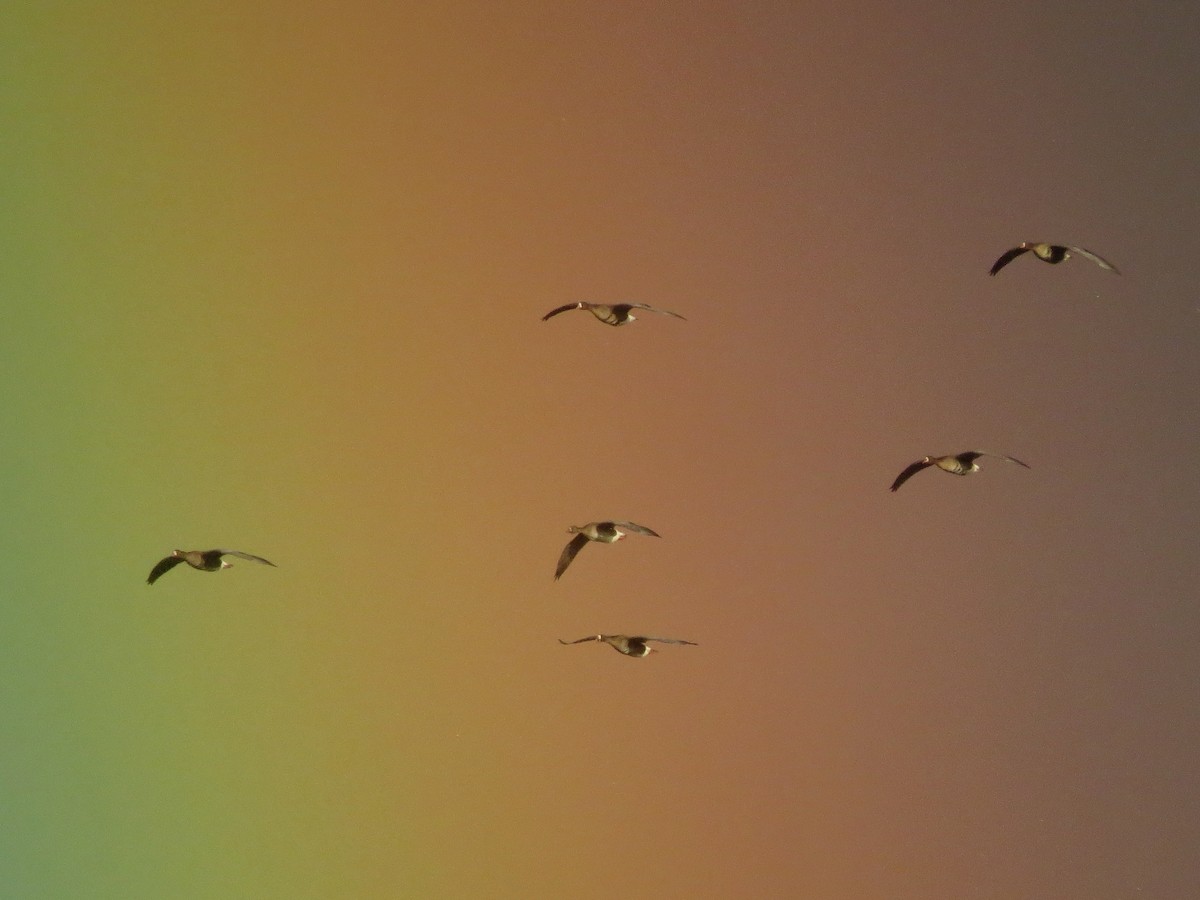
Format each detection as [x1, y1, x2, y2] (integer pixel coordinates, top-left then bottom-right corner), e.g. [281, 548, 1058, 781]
[3, 3, 1200, 897]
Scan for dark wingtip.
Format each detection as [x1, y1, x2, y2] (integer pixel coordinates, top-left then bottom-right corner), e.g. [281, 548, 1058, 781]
[541, 303, 578, 322]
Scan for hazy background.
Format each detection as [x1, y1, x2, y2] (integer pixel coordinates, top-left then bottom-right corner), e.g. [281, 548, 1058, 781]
[3, 2, 1199, 897]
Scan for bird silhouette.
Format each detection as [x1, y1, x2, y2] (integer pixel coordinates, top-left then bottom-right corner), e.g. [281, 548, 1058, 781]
[890, 451, 1030, 492]
[554, 521, 660, 580]
[558, 634, 697, 657]
[541, 301, 685, 326]
[989, 242, 1119, 276]
[147, 549, 277, 585]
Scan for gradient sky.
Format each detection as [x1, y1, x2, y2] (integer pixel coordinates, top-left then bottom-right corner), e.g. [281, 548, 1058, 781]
[4, 2, 1200, 897]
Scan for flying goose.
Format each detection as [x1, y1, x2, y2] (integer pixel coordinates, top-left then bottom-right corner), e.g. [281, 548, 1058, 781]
[558, 634, 698, 657]
[989, 242, 1119, 276]
[890, 451, 1030, 492]
[147, 549, 277, 585]
[541, 302, 685, 326]
[554, 521, 660, 581]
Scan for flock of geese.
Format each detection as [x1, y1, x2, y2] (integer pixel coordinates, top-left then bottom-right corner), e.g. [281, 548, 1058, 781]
[146, 239, 1119, 657]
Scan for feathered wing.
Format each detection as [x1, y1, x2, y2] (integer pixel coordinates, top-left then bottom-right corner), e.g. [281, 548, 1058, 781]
[961, 451, 1030, 470]
[218, 550, 277, 566]
[146, 555, 184, 585]
[542, 302, 584, 321]
[642, 636, 698, 646]
[611, 521, 660, 537]
[983, 452, 1031, 469]
[989, 246, 1029, 276]
[630, 303, 686, 320]
[1067, 246, 1119, 273]
[558, 635, 600, 645]
[554, 533, 590, 580]
[889, 460, 932, 492]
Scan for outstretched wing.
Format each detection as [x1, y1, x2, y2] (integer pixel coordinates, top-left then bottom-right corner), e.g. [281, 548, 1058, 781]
[989, 246, 1029, 276]
[542, 302, 584, 321]
[629, 303, 686, 320]
[558, 635, 600, 645]
[973, 451, 1031, 469]
[554, 533, 590, 580]
[641, 636, 698, 646]
[146, 555, 184, 585]
[1067, 246, 1119, 274]
[610, 521, 660, 537]
[889, 459, 932, 492]
[217, 550, 277, 566]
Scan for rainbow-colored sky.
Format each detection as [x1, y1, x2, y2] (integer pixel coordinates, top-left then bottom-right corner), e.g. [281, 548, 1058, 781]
[4, 3, 1200, 897]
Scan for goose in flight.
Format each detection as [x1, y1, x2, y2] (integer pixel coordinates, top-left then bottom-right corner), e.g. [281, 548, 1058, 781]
[147, 549, 277, 585]
[989, 242, 1119, 276]
[554, 521, 660, 581]
[558, 634, 698, 657]
[541, 301, 685, 326]
[889, 451, 1030, 492]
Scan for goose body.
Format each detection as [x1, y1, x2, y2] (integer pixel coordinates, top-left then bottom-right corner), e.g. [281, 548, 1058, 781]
[989, 242, 1119, 276]
[889, 451, 1030, 492]
[558, 634, 697, 657]
[147, 548, 277, 585]
[554, 521, 660, 581]
[541, 301, 685, 326]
